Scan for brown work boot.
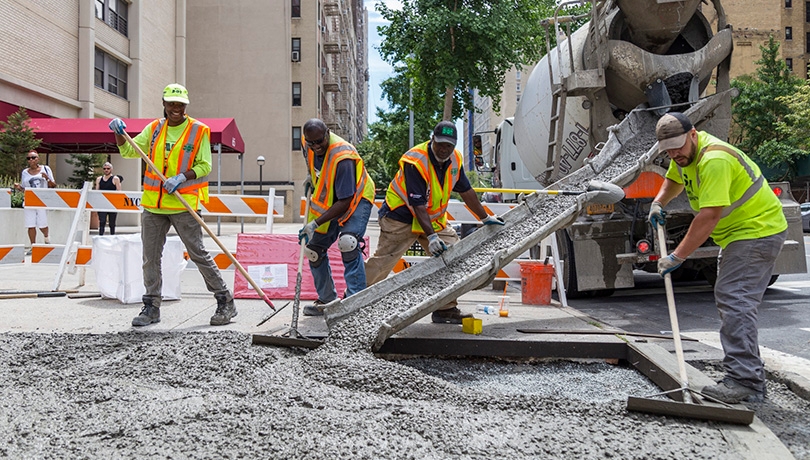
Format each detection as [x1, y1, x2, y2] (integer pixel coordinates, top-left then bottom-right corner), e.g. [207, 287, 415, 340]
[431, 307, 472, 324]
[132, 299, 160, 327]
[210, 292, 237, 326]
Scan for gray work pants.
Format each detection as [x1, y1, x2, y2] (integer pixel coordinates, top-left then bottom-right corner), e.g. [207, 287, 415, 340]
[142, 211, 230, 306]
[714, 230, 786, 392]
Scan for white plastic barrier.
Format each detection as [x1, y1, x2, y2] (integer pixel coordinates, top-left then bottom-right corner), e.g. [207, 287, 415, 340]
[93, 234, 187, 303]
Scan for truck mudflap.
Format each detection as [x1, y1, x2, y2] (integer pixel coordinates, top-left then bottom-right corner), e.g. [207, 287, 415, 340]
[323, 92, 734, 351]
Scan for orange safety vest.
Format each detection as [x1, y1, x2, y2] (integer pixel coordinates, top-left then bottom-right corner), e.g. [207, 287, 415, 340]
[385, 141, 463, 234]
[306, 133, 375, 231]
[141, 117, 210, 211]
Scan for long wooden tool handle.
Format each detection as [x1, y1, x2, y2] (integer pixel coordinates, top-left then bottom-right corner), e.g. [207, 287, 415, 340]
[122, 131, 274, 310]
[289, 190, 312, 336]
[656, 224, 692, 403]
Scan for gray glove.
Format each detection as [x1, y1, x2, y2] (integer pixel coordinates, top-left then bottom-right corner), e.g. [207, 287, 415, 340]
[163, 173, 187, 194]
[482, 215, 504, 226]
[649, 201, 666, 229]
[109, 118, 126, 135]
[658, 253, 685, 276]
[299, 220, 318, 244]
[427, 233, 447, 256]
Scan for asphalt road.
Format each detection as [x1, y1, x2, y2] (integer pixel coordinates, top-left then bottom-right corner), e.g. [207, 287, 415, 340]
[569, 236, 810, 362]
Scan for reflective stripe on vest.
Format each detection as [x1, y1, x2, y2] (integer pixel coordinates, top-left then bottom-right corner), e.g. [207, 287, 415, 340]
[678, 144, 764, 219]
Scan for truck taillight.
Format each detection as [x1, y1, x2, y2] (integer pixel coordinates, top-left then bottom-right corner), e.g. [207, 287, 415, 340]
[772, 186, 783, 197]
[636, 239, 651, 254]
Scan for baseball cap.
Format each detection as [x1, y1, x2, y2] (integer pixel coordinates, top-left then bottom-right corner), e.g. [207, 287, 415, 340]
[432, 121, 458, 146]
[655, 112, 693, 152]
[163, 84, 190, 105]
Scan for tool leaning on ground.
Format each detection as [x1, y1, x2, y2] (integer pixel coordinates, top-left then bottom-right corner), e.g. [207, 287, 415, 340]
[474, 179, 625, 205]
[121, 132, 275, 311]
[626, 223, 754, 425]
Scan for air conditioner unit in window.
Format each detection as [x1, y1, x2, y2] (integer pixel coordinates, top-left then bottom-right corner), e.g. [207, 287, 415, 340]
[291, 51, 300, 62]
[321, 67, 327, 75]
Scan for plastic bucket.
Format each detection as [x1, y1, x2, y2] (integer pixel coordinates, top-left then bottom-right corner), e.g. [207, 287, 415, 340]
[518, 261, 555, 305]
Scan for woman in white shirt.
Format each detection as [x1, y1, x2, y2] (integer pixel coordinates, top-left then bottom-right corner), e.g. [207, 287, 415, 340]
[14, 151, 55, 251]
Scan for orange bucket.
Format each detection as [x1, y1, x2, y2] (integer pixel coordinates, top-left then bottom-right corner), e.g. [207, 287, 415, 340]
[518, 261, 555, 305]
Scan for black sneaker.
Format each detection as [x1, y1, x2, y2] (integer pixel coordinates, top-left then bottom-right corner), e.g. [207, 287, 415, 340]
[431, 307, 473, 324]
[210, 293, 237, 326]
[132, 302, 160, 327]
[701, 378, 765, 404]
[303, 300, 326, 316]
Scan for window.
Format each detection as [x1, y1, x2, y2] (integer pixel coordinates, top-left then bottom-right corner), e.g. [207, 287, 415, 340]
[787, 27, 793, 40]
[292, 82, 302, 106]
[94, 48, 127, 98]
[807, 2, 810, 21]
[95, 0, 128, 36]
[807, 32, 810, 53]
[292, 0, 301, 18]
[292, 38, 301, 59]
[786, 0, 791, 6]
[787, 58, 794, 71]
[292, 127, 302, 150]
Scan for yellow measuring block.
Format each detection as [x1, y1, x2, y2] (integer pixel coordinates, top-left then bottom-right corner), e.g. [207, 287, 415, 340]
[462, 317, 482, 335]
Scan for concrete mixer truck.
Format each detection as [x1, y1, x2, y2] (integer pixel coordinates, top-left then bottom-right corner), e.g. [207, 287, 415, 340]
[481, 0, 806, 297]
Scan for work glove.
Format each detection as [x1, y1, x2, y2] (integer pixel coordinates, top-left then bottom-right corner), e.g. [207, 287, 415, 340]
[298, 220, 318, 244]
[482, 215, 505, 226]
[109, 118, 126, 135]
[303, 176, 313, 197]
[163, 173, 187, 194]
[427, 233, 447, 256]
[658, 253, 685, 276]
[648, 201, 666, 229]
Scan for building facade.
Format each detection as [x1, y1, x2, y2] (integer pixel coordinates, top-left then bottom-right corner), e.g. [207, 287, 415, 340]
[0, 0, 368, 223]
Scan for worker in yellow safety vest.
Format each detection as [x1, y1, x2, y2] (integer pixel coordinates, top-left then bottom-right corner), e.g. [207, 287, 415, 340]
[109, 83, 237, 328]
[365, 121, 505, 324]
[649, 112, 787, 404]
[298, 118, 376, 316]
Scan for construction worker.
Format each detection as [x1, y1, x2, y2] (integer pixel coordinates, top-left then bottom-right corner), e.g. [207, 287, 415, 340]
[365, 120, 504, 324]
[299, 118, 375, 316]
[649, 112, 787, 403]
[108, 83, 237, 327]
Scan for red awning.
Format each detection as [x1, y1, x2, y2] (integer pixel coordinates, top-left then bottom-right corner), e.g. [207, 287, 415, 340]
[27, 118, 245, 154]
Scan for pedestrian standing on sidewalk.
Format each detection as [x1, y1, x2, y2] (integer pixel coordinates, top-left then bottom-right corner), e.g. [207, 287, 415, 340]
[94, 162, 122, 236]
[298, 118, 375, 316]
[14, 150, 54, 253]
[108, 83, 237, 327]
[364, 121, 504, 324]
[649, 112, 787, 403]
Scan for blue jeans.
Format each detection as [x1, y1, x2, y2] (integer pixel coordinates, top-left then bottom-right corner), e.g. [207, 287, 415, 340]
[307, 199, 372, 303]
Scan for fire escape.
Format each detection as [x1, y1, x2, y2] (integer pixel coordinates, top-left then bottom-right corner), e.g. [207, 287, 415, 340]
[321, 0, 363, 142]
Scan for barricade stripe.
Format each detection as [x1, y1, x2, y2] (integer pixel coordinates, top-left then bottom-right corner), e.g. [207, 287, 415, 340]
[23, 190, 46, 208]
[202, 196, 229, 214]
[243, 197, 268, 215]
[56, 190, 81, 208]
[0, 246, 24, 265]
[31, 246, 57, 264]
[0, 247, 12, 259]
[75, 247, 92, 265]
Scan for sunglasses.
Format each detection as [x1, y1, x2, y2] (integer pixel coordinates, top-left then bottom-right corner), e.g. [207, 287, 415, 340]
[305, 131, 329, 146]
[27, 157, 38, 160]
[103, 168, 111, 170]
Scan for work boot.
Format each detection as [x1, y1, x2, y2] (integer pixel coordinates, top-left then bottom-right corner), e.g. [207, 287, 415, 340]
[303, 300, 326, 316]
[701, 378, 765, 404]
[210, 293, 237, 326]
[132, 300, 160, 326]
[431, 307, 473, 324]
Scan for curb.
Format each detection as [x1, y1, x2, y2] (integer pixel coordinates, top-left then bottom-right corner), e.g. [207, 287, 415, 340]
[768, 369, 810, 402]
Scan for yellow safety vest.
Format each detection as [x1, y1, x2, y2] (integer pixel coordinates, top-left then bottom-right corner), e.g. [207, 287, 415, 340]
[306, 133, 375, 231]
[142, 117, 209, 210]
[385, 141, 463, 233]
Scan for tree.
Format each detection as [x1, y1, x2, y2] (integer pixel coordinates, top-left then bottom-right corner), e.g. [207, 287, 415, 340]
[377, 0, 555, 120]
[730, 35, 804, 180]
[65, 153, 106, 189]
[0, 107, 41, 178]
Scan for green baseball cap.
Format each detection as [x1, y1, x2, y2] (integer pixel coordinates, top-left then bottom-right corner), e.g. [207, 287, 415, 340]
[163, 83, 190, 105]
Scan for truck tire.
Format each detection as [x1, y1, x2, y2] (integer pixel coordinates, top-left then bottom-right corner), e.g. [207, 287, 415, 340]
[554, 229, 589, 299]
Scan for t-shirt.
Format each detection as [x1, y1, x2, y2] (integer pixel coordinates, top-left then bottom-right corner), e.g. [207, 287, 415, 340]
[381, 143, 471, 224]
[312, 154, 356, 201]
[20, 165, 54, 190]
[665, 131, 787, 248]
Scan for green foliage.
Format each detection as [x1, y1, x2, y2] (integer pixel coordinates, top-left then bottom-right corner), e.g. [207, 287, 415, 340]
[730, 35, 805, 180]
[0, 175, 24, 207]
[377, 0, 557, 119]
[0, 108, 41, 179]
[65, 153, 106, 189]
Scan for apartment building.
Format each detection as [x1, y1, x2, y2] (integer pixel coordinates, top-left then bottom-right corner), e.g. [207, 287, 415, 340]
[0, 0, 368, 223]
